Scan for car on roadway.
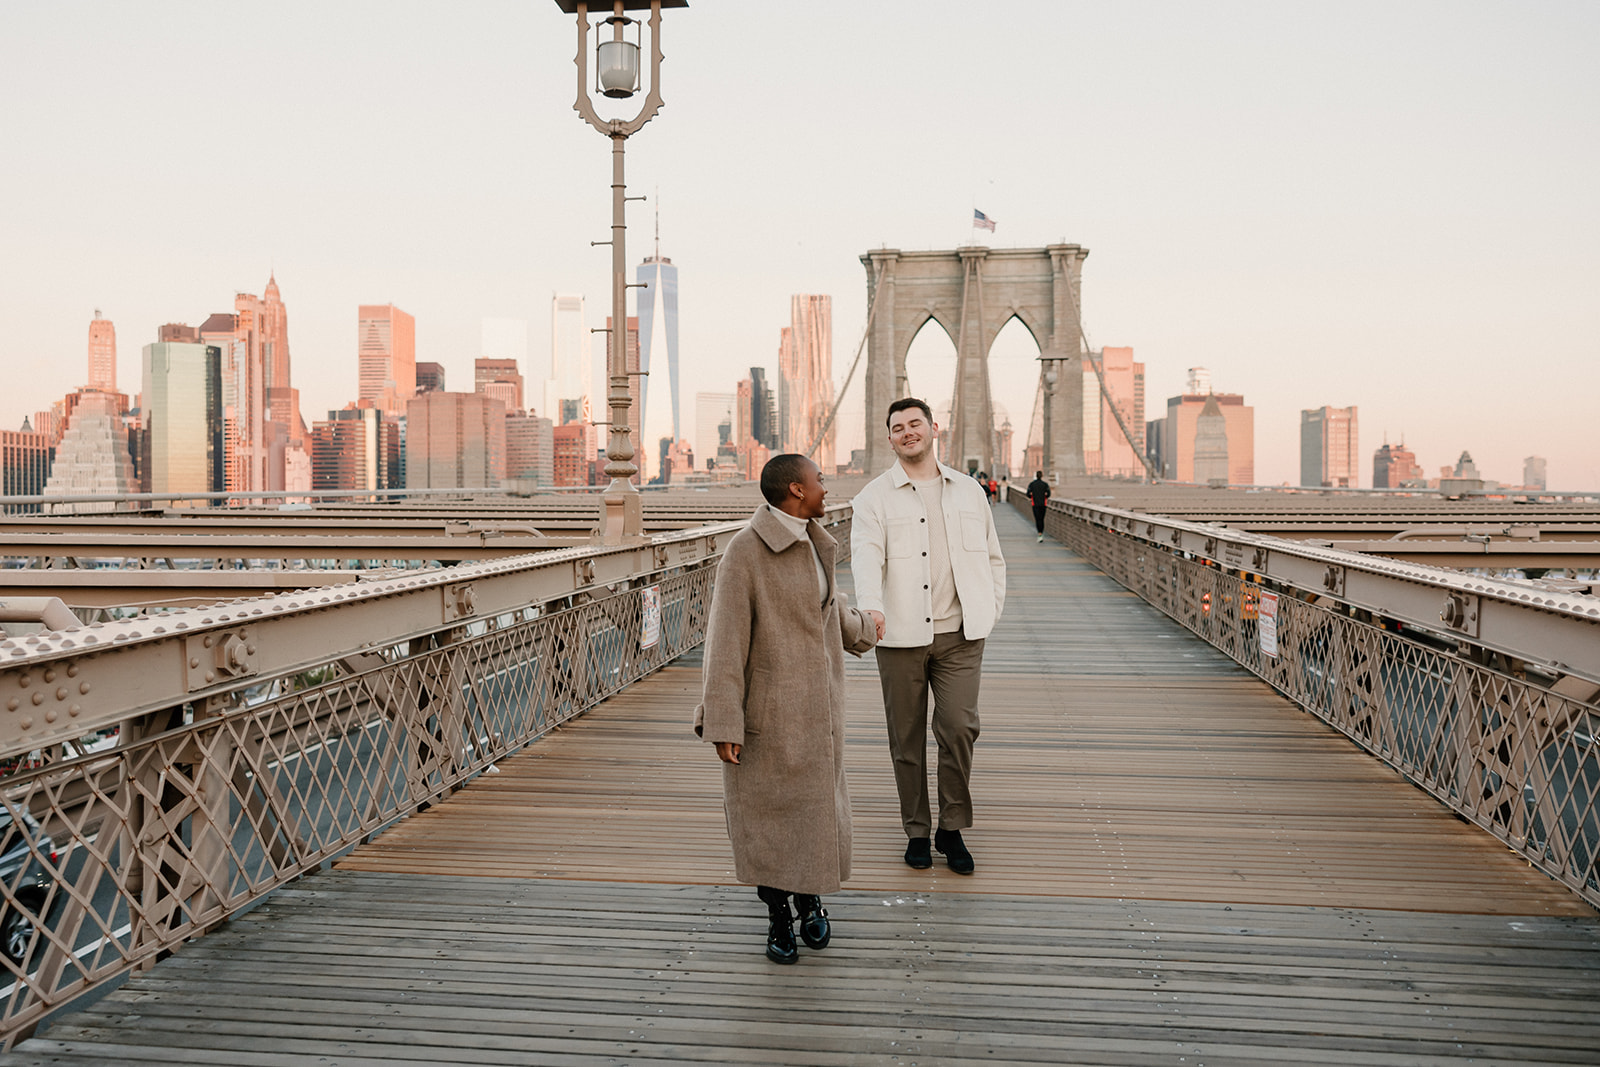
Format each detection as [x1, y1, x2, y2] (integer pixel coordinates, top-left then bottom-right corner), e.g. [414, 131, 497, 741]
[0, 806, 63, 966]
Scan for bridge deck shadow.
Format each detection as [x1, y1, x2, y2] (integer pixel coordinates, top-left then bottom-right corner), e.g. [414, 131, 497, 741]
[15, 505, 1600, 1065]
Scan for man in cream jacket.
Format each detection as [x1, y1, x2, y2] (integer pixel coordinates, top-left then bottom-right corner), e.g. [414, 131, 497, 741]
[851, 397, 1006, 874]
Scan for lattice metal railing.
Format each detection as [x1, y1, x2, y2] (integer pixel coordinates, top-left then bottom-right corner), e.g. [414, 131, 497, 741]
[0, 508, 853, 1043]
[1032, 495, 1600, 909]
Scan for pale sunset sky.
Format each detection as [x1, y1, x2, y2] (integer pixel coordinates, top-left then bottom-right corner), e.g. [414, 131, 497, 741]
[1, 1, 1596, 487]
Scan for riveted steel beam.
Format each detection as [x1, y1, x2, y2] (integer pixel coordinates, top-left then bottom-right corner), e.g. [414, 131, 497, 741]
[1057, 499, 1600, 684]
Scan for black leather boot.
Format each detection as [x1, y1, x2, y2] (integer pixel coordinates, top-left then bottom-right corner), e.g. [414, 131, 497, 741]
[934, 827, 975, 874]
[793, 894, 830, 949]
[757, 887, 797, 964]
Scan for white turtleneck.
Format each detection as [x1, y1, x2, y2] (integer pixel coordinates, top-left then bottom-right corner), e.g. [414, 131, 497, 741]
[767, 504, 827, 603]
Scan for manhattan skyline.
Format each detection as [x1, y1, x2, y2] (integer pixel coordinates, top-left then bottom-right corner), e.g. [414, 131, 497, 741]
[1, 1, 1595, 489]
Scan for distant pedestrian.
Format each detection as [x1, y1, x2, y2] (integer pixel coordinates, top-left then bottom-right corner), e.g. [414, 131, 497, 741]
[852, 398, 1007, 875]
[695, 454, 881, 964]
[987, 475, 998, 503]
[1027, 470, 1051, 542]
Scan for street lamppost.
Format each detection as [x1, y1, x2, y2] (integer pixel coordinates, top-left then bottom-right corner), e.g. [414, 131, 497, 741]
[1037, 350, 1067, 484]
[555, 0, 686, 543]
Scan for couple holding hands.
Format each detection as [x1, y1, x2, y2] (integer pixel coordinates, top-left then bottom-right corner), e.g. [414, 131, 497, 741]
[695, 397, 1008, 964]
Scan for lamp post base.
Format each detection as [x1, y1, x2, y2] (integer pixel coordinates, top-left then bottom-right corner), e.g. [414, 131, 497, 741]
[596, 480, 646, 545]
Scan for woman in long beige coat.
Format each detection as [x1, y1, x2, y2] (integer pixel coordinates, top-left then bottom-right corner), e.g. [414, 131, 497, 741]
[695, 455, 878, 963]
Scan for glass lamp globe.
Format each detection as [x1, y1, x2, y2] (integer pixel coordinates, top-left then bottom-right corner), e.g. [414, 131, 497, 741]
[597, 39, 640, 98]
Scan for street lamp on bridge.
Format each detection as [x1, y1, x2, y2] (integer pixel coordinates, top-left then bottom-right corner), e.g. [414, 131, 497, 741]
[555, 0, 686, 543]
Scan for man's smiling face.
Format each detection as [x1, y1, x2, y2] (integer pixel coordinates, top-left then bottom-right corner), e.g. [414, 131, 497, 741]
[888, 408, 936, 464]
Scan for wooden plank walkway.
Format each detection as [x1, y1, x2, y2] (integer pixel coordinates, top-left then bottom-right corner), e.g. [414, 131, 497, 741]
[14, 505, 1600, 1065]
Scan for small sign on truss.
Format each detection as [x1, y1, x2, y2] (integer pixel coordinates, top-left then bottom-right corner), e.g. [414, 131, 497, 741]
[1258, 591, 1280, 658]
[640, 585, 661, 650]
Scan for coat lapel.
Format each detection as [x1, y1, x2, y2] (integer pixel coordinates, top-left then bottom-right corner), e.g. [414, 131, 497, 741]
[808, 521, 838, 606]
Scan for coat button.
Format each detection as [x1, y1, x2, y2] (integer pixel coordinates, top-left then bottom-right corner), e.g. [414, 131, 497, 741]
[922, 551, 927, 556]
[924, 584, 929, 589]
[920, 517, 925, 522]
[925, 617, 931, 622]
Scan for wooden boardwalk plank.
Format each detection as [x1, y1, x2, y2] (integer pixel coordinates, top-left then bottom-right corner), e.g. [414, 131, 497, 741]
[15, 876, 1600, 1066]
[13, 504, 1600, 1065]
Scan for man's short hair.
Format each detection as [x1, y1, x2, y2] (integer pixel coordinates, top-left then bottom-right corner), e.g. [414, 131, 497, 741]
[760, 453, 812, 507]
[1035, 470, 1044, 479]
[886, 397, 933, 430]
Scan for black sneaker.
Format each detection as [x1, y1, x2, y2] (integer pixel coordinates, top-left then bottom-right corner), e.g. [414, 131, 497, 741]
[793, 894, 831, 949]
[934, 828, 975, 874]
[904, 836, 933, 869]
[765, 903, 798, 964]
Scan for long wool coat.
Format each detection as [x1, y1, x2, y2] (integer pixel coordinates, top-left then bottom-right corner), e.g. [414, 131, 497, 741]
[695, 505, 877, 895]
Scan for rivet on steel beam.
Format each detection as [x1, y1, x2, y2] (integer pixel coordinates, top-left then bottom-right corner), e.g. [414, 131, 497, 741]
[205, 671, 215, 683]
[18, 675, 30, 688]
[43, 669, 55, 683]
[203, 635, 214, 648]
[19, 717, 30, 730]
[31, 692, 42, 705]
[5, 699, 16, 712]
[44, 710, 55, 724]
[55, 688, 66, 701]
[66, 664, 77, 677]
[69, 704, 80, 716]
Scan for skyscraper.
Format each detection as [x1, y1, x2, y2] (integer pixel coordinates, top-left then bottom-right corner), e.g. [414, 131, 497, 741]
[1301, 405, 1359, 488]
[778, 295, 834, 470]
[551, 422, 594, 486]
[1373, 440, 1423, 488]
[475, 358, 525, 412]
[201, 294, 267, 492]
[548, 294, 591, 428]
[696, 391, 735, 465]
[605, 315, 641, 483]
[1524, 456, 1547, 489]
[637, 240, 680, 451]
[1161, 379, 1254, 485]
[141, 340, 223, 496]
[415, 362, 447, 393]
[358, 304, 416, 416]
[1192, 395, 1231, 484]
[260, 274, 300, 444]
[87, 311, 116, 393]
[504, 410, 554, 487]
[310, 406, 402, 492]
[749, 366, 777, 449]
[405, 392, 505, 489]
[1, 423, 53, 513]
[479, 317, 528, 412]
[1081, 347, 1145, 477]
[42, 392, 137, 512]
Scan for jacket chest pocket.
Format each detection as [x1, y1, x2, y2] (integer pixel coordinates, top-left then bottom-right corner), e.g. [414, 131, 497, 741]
[959, 512, 988, 551]
[886, 517, 917, 559]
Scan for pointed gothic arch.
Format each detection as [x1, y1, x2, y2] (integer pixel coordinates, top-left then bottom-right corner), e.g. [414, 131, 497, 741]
[860, 244, 1090, 477]
[900, 314, 960, 419]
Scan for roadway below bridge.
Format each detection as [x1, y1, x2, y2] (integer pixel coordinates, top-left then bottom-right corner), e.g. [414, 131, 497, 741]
[13, 504, 1599, 1065]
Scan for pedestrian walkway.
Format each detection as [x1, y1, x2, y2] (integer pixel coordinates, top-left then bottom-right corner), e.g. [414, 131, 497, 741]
[14, 505, 1599, 1065]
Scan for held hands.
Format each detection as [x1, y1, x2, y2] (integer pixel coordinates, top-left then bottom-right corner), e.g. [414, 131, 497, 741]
[715, 741, 741, 765]
[865, 610, 886, 641]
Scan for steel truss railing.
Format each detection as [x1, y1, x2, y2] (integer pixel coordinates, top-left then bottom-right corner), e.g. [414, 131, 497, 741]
[0, 507, 853, 1044]
[1025, 492, 1600, 909]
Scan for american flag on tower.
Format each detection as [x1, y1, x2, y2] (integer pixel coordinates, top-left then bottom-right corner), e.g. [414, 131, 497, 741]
[973, 209, 996, 232]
